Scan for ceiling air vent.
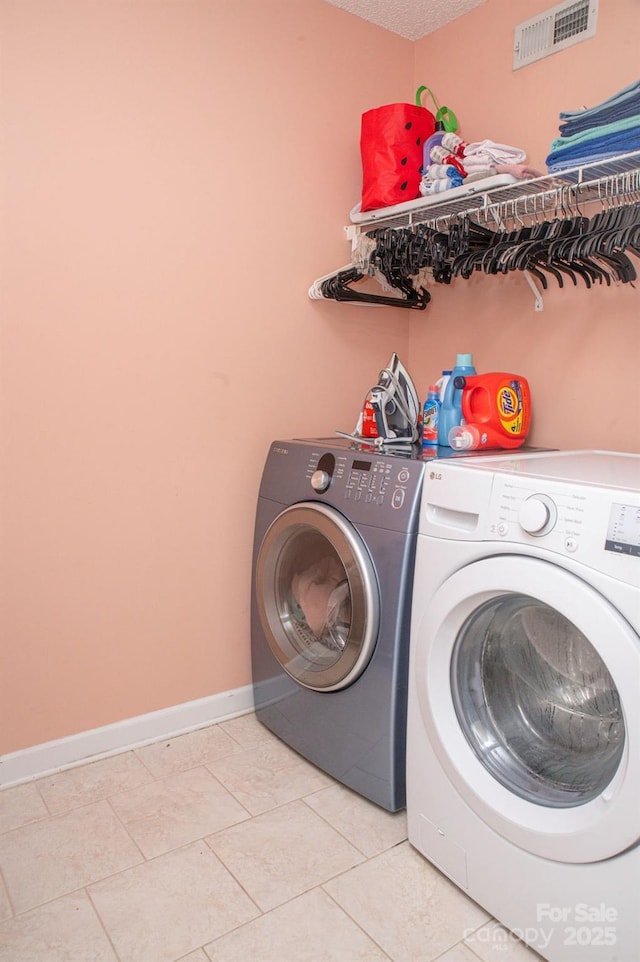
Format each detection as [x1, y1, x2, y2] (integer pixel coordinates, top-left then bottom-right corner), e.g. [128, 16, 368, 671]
[513, 0, 598, 70]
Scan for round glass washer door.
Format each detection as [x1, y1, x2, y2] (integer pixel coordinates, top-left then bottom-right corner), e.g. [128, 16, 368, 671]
[256, 503, 379, 691]
[451, 593, 624, 808]
[415, 555, 640, 863]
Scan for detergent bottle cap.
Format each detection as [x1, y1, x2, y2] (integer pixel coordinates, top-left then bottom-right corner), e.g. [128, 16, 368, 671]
[455, 353, 474, 367]
[448, 424, 480, 450]
[427, 384, 440, 394]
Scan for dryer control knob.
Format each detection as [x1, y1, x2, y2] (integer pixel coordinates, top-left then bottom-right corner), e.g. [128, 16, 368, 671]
[311, 469, 331, 493]
[518, 495, 556, 535]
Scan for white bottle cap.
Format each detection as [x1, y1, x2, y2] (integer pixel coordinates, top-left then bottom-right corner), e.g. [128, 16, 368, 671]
[448, 425, 479, 449]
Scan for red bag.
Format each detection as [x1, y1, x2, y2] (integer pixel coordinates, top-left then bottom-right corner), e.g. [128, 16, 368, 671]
[360, 90, 435, 212]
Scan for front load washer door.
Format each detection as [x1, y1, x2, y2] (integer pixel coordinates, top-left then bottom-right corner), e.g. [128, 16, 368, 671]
[256, 503, 379, 692]
[414, 555, 640, 864]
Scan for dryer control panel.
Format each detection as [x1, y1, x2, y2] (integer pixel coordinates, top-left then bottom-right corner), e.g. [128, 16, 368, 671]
[304, 450, 421, 526]
[260, 439, 426, 534]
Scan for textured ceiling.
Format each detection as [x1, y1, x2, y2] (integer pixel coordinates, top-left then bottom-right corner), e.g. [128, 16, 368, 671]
[323, 0, 488, 41]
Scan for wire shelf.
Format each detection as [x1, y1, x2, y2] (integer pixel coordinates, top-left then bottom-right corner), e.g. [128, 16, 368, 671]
[310, 150, 640, 310]
[345, 150, 640, 235]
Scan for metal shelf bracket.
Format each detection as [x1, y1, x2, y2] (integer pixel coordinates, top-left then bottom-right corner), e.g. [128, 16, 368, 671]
[523, 270, 544, 311]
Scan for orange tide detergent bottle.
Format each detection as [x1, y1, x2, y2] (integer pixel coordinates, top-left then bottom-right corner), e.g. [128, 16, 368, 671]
[448, 373, 531, 450]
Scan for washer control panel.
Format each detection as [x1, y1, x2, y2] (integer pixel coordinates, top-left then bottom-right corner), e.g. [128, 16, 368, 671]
[489, 473, 640, 578]
[421, 452, 640, 583]
[493, 476, 590, 551]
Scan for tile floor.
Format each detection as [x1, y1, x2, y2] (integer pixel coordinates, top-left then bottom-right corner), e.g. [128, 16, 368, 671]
[0, 713, 543, 962]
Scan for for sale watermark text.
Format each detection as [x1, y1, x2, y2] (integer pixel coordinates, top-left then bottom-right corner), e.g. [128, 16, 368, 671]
[465, 904, 618, 952]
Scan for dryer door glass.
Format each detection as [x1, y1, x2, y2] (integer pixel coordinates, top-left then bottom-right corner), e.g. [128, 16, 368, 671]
[451, 593, 625, 807]
[256, 503, 379, 691]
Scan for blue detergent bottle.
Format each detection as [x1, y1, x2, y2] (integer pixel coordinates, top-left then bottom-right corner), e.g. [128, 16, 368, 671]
[438, 353, 477, 446]
[437, 370, 451, 404]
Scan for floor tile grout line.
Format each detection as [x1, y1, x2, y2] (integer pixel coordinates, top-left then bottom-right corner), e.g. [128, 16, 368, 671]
[4, 830, 268, 922]
[128, 739, 251, 787]
[0, 811, 50, 838]
[200, 815, 359, 919]
[33, 775, 55, 820]
[31, 748, 158, 817]
[82, 885, 125, 962]
[96, 760, 257, 845]
[320, 874, 490, 962]
[17, 752, 158, 821]
[1, 835, 247, 922]
[198, 798, 407, 940]
[16, 754, 254, 824]
[429, 933, 487, 962]
[200, 874, 396, 960]
[0, 859, 17, 920]
[102, 794, 150, 864]
[320, 883, 395, 961]
[200, 833, 265, 920]
[0, 880, 125, 928]
[298, 790, 407, 861]
[217, 719, 268, 751]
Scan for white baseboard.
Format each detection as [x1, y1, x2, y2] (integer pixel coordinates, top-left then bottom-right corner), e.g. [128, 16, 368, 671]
[0, 685, 255, 789]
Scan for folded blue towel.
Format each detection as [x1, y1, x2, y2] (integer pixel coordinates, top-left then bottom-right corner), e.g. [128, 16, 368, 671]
[558, 79, 640, 122]
[549, 81, 640, 171]
[549, 113, 640, 152]
[548, 148, 640, 172]
[559, 94, 640, 136]
[546, 130, 640, 172]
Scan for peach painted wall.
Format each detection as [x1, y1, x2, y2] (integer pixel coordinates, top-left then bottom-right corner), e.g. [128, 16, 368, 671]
[410, 0, 640, 452]
[0, 0, 414, 755]
[2, 0, 639, 760]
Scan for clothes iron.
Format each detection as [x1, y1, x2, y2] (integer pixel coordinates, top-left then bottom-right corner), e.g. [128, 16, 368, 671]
[338, 353, 421, 446]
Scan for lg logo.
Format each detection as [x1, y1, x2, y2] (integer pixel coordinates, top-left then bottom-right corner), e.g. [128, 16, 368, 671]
[429, 470, 442, 480]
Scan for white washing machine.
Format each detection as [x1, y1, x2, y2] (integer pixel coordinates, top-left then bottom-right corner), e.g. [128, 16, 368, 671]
[406, 450, 640, 962]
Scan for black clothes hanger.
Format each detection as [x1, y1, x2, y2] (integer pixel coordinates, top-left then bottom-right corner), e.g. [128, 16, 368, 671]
[340, 170, 640, 305]
[450, 194, 640, 289]
[320, 267, 431, 310]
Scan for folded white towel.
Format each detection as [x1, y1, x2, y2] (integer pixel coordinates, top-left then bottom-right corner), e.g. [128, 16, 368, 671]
[459, 158, 496, 172]
[463, 139, 526, 166]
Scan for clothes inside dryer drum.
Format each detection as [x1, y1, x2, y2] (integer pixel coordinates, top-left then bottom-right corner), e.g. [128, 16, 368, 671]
[290, 555, 351, 652]
[451, 594, 625, 808]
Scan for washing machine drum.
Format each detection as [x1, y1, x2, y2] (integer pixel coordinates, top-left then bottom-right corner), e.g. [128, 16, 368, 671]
[256, 502, 380, 692]
[451, 594, 625, 808]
